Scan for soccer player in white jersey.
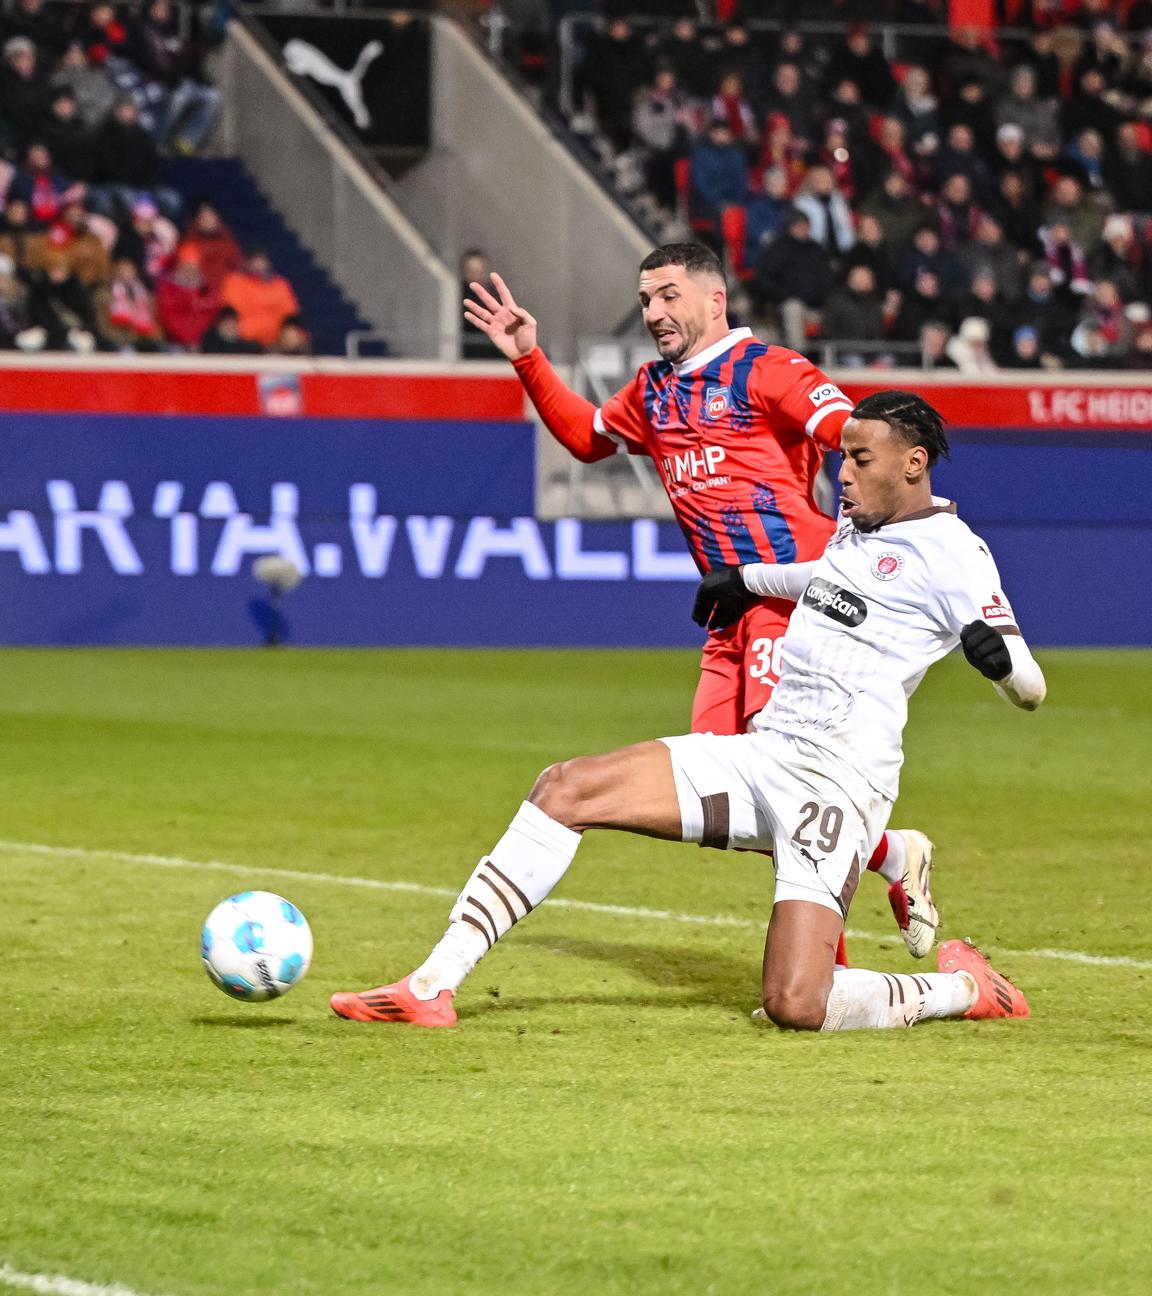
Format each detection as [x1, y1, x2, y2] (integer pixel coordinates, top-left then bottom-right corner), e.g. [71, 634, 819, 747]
[331, 391, 1046, 1031]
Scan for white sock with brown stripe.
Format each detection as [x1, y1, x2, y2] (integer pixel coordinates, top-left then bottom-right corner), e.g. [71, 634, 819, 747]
[408, 801, 582, 1000]
[820, 967, 978, 1031]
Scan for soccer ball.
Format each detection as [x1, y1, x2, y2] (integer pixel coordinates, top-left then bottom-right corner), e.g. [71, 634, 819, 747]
[200, 891, 313, 1001]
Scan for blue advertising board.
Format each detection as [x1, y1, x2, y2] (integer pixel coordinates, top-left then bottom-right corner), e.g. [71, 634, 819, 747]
[0, 413, 1146, 647]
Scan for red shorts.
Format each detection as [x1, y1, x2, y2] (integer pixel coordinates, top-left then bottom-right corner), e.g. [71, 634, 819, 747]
[690, 597, 793, 736]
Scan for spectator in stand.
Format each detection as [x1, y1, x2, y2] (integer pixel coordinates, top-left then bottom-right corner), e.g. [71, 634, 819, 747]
[113, 197, 177, 284]
[1039, 220, 1093, 299]
[1061, 129, 1109, 195]
[743, 166, 792, 267]
[1075, 19, 1132, 86]
[1079, 279, 1132, 356]
[1009, 29, 1061, 100]
[825, 25, 894, 111]
[199, 305, 263, 355]
[52, 42, 117, 132]
[652, 18, 712, 100]
[958, 268, 1014, 358]
[715, 25, 764, 113]
[793, 164, 855, 261]
[896, 223, 961, 294]
[274, 315, 312, 357]
[0, 254, 31, 348]
[1069, 319, 1124, 369]
[841, 212, 896, 300]
[0, 198, 40, 272]
[1125, 318, 1152, 370]
[580, 19, 645, 152]
[873, 117, 918, 197]
[98, 256, 161, 350]
[129, 0, 221, 154]
[688, 120, 748, 234]
[766, 29, 826, 108]
[8, 144, 83, 226]
[91, 97, 165, 217]
[993, 168, 1043, 256]
[41, 201, 111, 286]
[80, 3, 131, 67]
[1043, 174, 1104, 254]
[757, 113, 806, 196]
[39, 89, 93, 184]
[1090, 214, 1149, 304]
[710, 71, 759, 155]
[893, 266, 954, 340]
[995, 66, 1061, 160]
[1014, 262, 1076, 364]
[945, 315, 999, 373]
[156, 248, 219, 349]
[7, 0, 69, 57]
[919, 319, 959, 370]
[459, 246, 499, 360]
[957, 213, 1025, 302]
[826, 116, 885, 200]
[177, 201, 242, 292]
[761, 62, 818, 149]
[934, 173, 983, 249]
[1106, 122, 1152, 215]
[221, 249, 300, 350]
[820, 263, 885, 342]
[1002, 325, 1045, 370]
[939, 27, 1001, 98]
[631, 67, 692, 212]
[0, 36, 49, 154]
[890, 65, 939, 151]
[859, 170, 922, 251]
[1061, 69, 1124, 141]
[939, 78, 996, 153]
[753, 208, 835, 350]
[24, 250, 100, 351]
[990, 124, 1042, 202]
[934, 123, 992, 201]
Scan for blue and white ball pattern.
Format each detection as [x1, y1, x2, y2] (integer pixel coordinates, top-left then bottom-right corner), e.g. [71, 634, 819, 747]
[201, 891, 313, 1002]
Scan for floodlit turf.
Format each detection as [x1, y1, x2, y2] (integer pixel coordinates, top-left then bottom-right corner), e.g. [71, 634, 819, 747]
[1, 647, 1150, 1296]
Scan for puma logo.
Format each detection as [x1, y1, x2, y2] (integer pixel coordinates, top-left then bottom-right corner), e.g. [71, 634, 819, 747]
[283, 39, 383, 130]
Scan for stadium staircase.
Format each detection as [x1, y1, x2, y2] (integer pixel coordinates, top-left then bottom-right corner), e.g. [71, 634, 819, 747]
[160, 157, 373, 357]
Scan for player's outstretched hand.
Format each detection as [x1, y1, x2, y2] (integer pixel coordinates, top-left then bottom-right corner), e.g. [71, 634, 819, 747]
[693, 566, 752, 633]
[463, 272, 538, 361]
[960, 620, 1012, 681]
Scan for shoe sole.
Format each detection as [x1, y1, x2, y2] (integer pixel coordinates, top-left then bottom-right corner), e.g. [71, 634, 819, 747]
[895, 830, 938, 959]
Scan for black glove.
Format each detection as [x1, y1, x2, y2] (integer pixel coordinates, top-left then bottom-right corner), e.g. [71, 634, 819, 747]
[960, 620, 1012, 681]
[693, 566, 752, 632]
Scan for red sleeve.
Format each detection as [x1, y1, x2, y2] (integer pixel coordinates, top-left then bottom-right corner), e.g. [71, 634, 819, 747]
[594, 370, 652, 456]
[511, 347, 616, 464]
[748, 350, 854, 451]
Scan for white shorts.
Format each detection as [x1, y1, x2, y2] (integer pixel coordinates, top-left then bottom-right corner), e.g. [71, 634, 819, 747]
[660, 729, 892, 917]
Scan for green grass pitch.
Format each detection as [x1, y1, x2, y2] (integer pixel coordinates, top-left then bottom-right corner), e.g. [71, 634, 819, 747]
[1, 647, 1150, 1296]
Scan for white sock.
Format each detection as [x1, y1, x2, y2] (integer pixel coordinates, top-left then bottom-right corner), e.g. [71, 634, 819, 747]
[408, 801, 582, 1000]
[873, 831, 907, 885]
[820, 968, 977, 1031]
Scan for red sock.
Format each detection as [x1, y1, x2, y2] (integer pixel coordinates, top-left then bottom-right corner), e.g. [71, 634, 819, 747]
[835, 932, 849, 967]
[866, 834, 888, 872]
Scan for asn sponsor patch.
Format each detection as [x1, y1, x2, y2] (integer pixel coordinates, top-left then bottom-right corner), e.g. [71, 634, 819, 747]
[802, 577, 867, 627]
[704, 385, 730, 419]
[808, 383, 848, 408]
[983, 594, 1014, 622]
[870, 551, 904, 582]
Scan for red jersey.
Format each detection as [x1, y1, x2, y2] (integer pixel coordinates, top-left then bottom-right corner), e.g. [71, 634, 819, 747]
[593, 328, 853, 573]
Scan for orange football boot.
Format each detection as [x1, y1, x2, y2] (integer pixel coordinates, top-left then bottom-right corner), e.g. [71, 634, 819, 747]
[937, 939, 1030, 1020]
[330, 975, 457, 1027]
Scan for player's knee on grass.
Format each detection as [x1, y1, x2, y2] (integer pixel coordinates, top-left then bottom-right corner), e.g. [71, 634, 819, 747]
[761, 981, 830, 1032]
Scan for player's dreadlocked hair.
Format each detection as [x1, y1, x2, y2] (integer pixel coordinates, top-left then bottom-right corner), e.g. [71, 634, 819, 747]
[850, 390, 951, 467]
[639, 242, 727, 286]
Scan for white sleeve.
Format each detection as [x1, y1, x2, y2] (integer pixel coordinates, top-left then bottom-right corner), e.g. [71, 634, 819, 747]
[740, 561, 817, 602]
[993, 634, 1047, 711]
[934, 532, 1018, 637]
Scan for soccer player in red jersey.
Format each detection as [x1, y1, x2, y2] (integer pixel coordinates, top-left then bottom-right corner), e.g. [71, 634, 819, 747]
[462, 243, 936, 959]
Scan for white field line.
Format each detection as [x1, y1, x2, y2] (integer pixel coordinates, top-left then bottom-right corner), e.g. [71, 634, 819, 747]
[0, 1264, 167, 1296]
[2, 838, 1149, 972]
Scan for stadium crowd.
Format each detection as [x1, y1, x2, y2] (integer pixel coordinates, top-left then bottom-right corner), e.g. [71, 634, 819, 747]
[565, 0, 1152, 369]
[0, 0, 309, 355]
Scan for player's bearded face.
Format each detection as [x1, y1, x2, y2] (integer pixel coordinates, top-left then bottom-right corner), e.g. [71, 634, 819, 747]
[639, 268, 713, 363]
[839, 420, 923, 531]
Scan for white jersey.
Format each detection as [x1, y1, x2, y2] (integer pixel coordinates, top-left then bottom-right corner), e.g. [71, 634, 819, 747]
[752, 506, 1019, 799]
